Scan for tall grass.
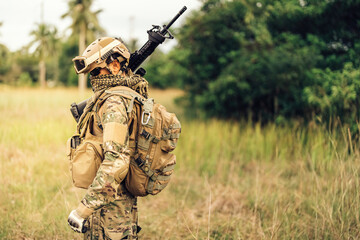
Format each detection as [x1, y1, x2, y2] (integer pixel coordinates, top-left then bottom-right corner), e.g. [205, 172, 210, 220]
[0, 87, 359, 239]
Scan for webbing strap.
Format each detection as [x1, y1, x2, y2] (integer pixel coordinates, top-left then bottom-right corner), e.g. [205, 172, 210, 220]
[129, 141, 136, 148]
[127, 97, 136, 113]
[76, 89, 107, 135]
[171, 133, 180, 139]
[141, 98, 154, 125]
[155, 183, 168, 191]
[147, 177, 169, 193]
[138, 129, 178, 151]
[134, 157, 155, 179]
[132, 156, 174, 194]
[105, 87, 146, 115]
[78, 113, 89, 137]
[152, 138, 160, 144]
[94, 110, 103, 130]
[147, 180, 155, 194]
[162, 164, 175, 172]
[156, 175, 171, 181]
[171, 123, 181, 129]
[105, 89, 145, 104]
[162, 133, 180, 140]
[137, 138, 150, 151]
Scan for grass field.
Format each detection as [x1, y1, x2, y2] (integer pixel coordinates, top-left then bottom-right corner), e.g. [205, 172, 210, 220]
[0, 86, 360, 239]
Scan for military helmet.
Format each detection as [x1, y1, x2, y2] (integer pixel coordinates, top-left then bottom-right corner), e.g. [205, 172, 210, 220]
[72, 37, 130, 75]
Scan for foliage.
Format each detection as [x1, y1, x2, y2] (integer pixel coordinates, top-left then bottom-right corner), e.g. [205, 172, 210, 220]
[143, 50, 188, 89]
[61, 0, 104, 45]
[29, 23, 58, 60]
[303, 62, 360, 136]
[28, 23, 59, 87]
[157, 0, 360, 126]
[58, 40, 79, 86]
[0, 48, 38, 85]
[62, 0, 105, 90]
[17, 72, 33, 87]
[0, 44, 11, 77]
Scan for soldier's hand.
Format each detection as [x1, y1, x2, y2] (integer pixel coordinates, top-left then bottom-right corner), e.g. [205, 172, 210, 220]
[68, 209, 87, 233]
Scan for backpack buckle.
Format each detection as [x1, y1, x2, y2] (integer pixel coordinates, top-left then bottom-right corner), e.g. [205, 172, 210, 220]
[70, 135, 80, 149]
[141, 98, 154, 125]
[141, 130, 151, 139]
[135, 157, 145, 167]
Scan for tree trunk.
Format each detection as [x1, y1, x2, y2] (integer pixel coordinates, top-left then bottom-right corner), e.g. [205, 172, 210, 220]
[39, 59, 46, 88]
[78, 22, 87, 92]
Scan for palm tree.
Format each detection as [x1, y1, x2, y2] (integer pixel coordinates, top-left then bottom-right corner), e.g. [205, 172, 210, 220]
[62, 0, 104, 91]
[28, 23, 58, 88]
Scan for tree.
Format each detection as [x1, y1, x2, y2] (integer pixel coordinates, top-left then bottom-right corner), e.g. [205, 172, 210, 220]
[58, 39, 79, 86]
[62, 0, 104, 91]
[28, 23, 58, 88]
[163, 0, 360, 123]
[0, 44, 11, 83]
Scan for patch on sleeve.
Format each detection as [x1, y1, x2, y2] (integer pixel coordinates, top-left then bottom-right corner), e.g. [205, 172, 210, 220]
[103, 122, 128, 145]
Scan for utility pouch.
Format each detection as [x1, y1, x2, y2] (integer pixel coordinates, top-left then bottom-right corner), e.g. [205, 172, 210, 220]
[70, 139, 103, 189]
[68, 108, 104, 189]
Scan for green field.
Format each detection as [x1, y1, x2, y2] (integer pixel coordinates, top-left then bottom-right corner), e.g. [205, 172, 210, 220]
[0, 87, 359, 239]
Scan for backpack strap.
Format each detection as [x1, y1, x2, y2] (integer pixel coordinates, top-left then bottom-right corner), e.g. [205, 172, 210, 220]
[105, 86, 155, 126]
[105, 86, 146, 106]
[77, 90, 106, 137]
[89, 86, 139, 130]
[141, 98, 154, 125]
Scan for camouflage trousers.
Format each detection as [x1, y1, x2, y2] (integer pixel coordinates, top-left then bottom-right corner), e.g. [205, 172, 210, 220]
[84, 185, 139, 240]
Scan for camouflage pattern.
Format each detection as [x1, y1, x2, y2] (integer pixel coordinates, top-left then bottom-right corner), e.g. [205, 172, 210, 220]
[84, 184, 138, 240]
[81, 94, 138, 239]
[90, 74, 149, 98]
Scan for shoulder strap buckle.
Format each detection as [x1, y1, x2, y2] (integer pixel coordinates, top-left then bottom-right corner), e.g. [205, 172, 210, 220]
[141, 98, 154, 125]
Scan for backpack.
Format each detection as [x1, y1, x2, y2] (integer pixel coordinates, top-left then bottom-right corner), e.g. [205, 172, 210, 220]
[67, 86, 181, 197]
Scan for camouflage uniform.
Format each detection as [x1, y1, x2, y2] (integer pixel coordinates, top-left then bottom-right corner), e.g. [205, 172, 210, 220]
[76, 94, 139, 240]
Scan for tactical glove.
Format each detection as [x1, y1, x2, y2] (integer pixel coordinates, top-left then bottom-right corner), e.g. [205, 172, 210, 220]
[68, 209, 87, 233]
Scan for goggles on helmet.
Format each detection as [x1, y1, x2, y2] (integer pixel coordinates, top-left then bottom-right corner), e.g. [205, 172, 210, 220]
[72, 39, 129, 74]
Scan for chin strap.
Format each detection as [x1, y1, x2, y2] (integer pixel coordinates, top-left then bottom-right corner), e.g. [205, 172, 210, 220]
[106, 66, 114, 75]
[106, 60, 128, 76]
[120, 60, 129, 74]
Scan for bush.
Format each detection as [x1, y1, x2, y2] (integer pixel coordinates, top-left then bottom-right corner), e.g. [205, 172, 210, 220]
[17, 72, 33, 87]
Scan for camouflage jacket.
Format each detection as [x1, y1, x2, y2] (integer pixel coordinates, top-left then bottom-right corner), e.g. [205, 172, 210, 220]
[76, 93, 132, 217]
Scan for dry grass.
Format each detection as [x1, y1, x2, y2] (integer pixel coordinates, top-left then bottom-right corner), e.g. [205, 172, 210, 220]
[0, 86, 360, 239]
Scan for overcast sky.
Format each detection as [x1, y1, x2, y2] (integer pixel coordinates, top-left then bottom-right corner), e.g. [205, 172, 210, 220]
[0, 0, 202, 52]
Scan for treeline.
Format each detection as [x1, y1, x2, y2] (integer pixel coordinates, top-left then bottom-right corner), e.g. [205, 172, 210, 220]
[0, 0, 106, 89]
[149, 0, 360, 127]
[1, 0, 360, 126]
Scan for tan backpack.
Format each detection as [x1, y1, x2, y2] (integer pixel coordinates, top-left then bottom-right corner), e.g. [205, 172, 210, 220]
[67, 86, 181, 197]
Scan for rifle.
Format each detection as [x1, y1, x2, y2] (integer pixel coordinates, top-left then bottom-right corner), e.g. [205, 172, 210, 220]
[70, 6, 187, 122]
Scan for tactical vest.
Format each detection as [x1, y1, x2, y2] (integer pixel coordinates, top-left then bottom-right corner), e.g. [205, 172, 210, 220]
[67, 86, 181, 197]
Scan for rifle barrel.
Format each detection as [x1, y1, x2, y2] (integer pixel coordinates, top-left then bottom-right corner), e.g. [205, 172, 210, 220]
[161, 6, 187, 34]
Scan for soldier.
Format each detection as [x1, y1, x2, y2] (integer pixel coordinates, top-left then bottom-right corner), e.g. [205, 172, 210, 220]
[67, 37, 148, 239]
